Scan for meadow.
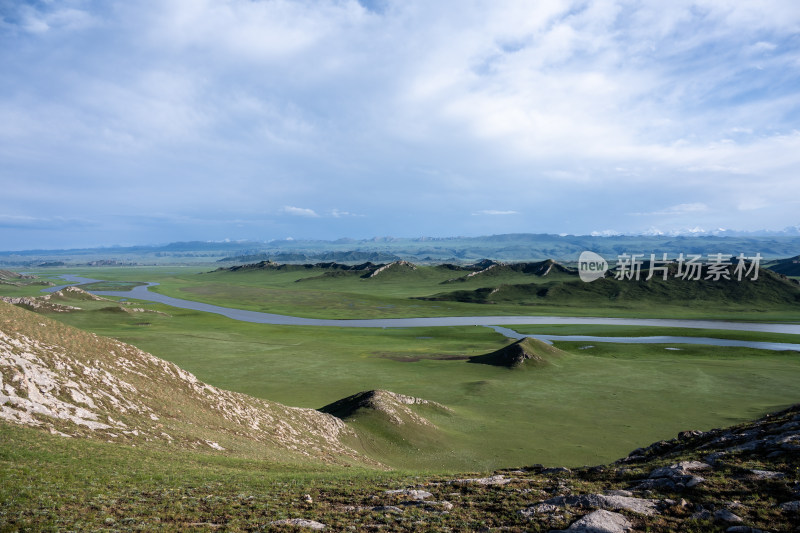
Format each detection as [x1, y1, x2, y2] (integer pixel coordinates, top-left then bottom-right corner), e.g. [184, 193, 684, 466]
[4, 265, 800, 470]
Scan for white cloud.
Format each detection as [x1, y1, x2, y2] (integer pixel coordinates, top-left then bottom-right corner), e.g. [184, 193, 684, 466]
[472, 210, 518, 216]
[633, 203, 709, 216]
[748, 41, 778, 55]
[591, 229, 622, 237]
[0, 214, 91, 230]
[2, 0, 800, 247]
[281, 206, 320, 218]
[147, 0, 367, 62]
[330, 209, 363, 218]
[736, 198, 769, 211]
[18, 5, 96, 34]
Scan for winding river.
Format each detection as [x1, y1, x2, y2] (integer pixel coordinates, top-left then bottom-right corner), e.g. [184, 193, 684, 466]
[45, 276, 800, 351]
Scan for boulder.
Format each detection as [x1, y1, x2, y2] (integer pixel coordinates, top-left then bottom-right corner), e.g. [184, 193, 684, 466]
[544, 493, 660, 516]
[552, 509, 633, 533]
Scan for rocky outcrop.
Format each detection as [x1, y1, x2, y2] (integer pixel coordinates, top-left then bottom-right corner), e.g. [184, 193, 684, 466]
[363, 260, 417, 278]
[366, 403, 800, 531]
[542, 493, 661, 516]
[619, 406, 800, 464]
[1, 295, 80, 312]
[2, 287, 170, 317]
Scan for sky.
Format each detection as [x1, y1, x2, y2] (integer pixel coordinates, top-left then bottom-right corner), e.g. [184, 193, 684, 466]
[1, 0, 800, 250]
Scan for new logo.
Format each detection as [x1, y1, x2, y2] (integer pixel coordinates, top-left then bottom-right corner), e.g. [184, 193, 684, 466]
[578, 251, 608, 283]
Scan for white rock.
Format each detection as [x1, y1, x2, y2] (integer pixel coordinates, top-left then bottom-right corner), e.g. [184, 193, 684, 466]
[451, 474, 511, 485]
[545, 493, 660, 516]
[385, 488, 433, 500]
[714, 509, 743, 523]
[269, 518, 326, 530]
[555, 509, 632, 533]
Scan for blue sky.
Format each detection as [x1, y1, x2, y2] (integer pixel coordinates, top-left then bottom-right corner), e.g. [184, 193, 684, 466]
[1, 0, 799, 250]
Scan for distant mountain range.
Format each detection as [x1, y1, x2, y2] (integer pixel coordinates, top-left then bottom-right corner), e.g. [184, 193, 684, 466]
[596, 225, 800, 237]
[1, 232, 799, 265]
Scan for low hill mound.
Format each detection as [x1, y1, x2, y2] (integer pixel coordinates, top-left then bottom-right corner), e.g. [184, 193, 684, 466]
[469, 338, 565, 368]
[0, 270, 41, 288]
[0, 270, 32, 280]
[0, 287, 104, 312]
[51, 286, 109, 301]
[319, 390, 455, 467]
[0, 300, 372, 466]
[320, 389, 450, 427]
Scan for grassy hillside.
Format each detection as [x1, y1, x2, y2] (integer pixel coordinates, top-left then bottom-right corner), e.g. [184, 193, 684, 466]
[3, 400, 799, 531]
[0, 299, 372, 467]
[422, 264, 800, 315]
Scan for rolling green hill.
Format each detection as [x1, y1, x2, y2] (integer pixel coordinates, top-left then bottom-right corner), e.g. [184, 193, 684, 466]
[767, 255, 800, 277]
[422, 265, 800, 311]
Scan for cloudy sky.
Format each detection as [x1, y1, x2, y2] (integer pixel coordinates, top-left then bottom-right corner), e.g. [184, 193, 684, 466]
[1, 0, 799, 249]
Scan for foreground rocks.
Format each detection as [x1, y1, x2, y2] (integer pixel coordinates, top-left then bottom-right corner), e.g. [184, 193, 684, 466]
[540, 493, 661, 516]
[310, 404, 800, 531]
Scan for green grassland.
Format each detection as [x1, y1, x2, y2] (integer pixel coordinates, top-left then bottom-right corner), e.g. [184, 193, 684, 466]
[3, 267, 800, 469]
[2, 266, 800, 530]
[5, 283, 797, 471]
